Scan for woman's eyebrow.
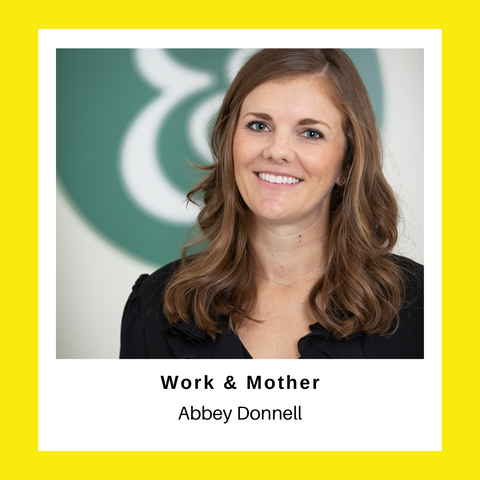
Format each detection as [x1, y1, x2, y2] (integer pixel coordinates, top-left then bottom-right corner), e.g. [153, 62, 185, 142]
[297, 117, 331, 130]
[243, 112, 272, 121]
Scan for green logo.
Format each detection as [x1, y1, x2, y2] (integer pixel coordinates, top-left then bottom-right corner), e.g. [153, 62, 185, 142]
[57, 49, 383, 265]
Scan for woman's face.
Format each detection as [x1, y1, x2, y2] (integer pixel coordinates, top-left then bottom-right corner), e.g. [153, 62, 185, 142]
[233, 75, 346, 230]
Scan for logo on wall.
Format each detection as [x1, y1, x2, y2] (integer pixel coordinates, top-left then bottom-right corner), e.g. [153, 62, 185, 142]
[57, 49, 383, 266]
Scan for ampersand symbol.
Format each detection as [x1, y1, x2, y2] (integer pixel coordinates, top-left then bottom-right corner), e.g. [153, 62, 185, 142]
[224, 376, 237, 389]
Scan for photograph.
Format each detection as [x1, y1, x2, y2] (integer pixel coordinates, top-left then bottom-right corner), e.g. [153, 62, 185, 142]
[56, 48, 424, 359]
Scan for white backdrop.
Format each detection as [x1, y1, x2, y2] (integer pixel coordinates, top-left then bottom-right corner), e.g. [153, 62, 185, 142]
[56, 49, 424, 359]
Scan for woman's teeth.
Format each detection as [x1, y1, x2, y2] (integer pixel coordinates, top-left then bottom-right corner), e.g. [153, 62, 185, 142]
[258, 172, 300, 184]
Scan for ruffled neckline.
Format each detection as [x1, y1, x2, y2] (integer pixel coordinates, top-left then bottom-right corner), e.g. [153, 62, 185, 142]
[166, 316, 365, 359]
[166, 316, 247, 359]
[297, 323, 365, 359]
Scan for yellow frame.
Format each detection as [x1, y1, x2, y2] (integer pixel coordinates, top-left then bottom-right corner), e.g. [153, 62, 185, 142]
[3, 1, 473, 477]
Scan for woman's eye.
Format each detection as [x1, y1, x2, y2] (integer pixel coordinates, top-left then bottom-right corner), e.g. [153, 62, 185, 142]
[247, 121, 270, 132]
[301, 129, 324, 139]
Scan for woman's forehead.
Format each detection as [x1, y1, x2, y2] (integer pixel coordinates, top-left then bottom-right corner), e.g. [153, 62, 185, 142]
[239, 75, 344, 125]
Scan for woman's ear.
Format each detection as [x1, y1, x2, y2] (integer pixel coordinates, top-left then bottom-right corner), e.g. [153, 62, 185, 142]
[336, 175, 347, 186]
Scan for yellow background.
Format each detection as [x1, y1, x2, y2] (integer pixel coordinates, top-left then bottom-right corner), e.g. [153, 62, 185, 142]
[2, 1, 473, 478]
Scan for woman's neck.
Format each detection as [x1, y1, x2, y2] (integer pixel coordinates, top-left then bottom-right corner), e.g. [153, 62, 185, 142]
[249, 214, 329, 286]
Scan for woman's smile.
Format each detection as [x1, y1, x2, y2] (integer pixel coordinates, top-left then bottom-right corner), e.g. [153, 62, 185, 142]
[255, 171, 303, 185]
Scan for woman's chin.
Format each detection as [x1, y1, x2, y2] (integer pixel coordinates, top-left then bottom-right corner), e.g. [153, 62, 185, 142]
[250, 204, 292, 223]
[250, 204, 324, 231]
[253, 209, 308, 228]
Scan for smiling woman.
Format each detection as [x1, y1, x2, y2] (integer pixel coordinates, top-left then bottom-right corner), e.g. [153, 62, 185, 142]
[120, 49, 424, 359]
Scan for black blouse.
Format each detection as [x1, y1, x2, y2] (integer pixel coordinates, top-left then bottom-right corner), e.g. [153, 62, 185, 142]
[120, 255, 424, 359]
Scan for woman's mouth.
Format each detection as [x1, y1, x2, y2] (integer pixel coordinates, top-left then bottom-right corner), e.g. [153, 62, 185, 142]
[256, 172, 302, 185]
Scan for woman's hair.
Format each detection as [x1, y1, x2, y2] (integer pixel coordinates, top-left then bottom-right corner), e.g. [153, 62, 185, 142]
[164, 49, 404, 339]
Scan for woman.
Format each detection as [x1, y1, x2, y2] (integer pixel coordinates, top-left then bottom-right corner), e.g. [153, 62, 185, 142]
[120, 49, 423, 359]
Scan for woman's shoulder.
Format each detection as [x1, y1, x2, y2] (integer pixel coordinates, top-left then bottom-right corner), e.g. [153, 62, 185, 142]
[120, 259, 182, 359]
[144, 258, 183, 284]
[388, 253, 424, 273]
[361, 253, 424, 358]
[388, 253, 424, 300]
[130, 259, 182, 300]
[122, 259, 182, 328]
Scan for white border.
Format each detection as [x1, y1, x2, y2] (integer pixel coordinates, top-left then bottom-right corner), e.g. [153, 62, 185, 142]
[40, 29, 441, 451]
[44, 28, 435, 48]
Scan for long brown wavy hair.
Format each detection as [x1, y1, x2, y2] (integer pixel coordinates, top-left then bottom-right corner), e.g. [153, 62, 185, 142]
[163, 49, 404, 339]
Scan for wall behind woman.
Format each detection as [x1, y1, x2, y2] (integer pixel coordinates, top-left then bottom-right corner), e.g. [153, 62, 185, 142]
[56, 49, 424, 359]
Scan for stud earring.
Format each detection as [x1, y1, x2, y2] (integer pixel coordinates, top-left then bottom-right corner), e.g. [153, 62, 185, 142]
[341, 177, 346, 184]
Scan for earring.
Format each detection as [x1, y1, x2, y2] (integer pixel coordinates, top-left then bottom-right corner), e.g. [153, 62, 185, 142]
[341, 177, 346, 184]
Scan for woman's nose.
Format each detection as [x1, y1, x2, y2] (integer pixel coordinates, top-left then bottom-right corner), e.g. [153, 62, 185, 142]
[262, 132, 295, 163]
